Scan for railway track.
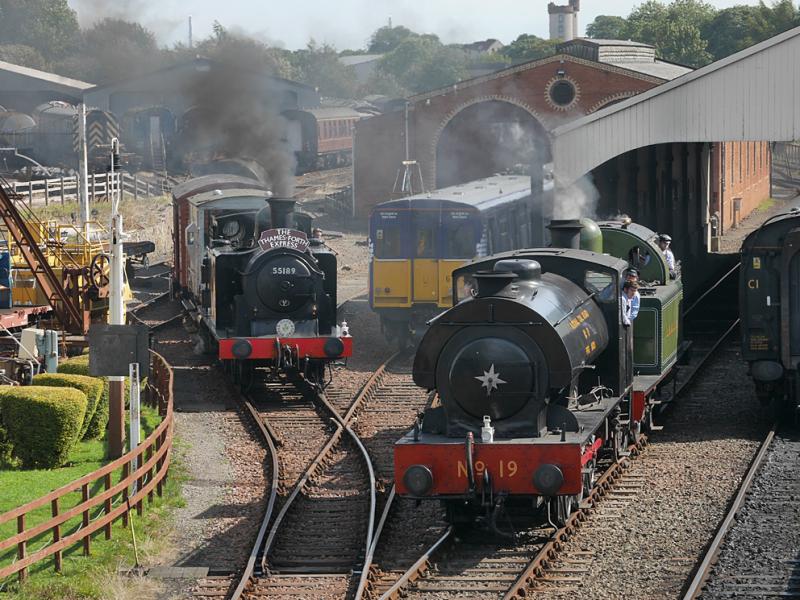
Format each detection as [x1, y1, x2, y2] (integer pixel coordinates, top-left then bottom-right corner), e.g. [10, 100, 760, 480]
[365, 267, 744, 600]
[685, 426, 800, 599]
[191, 349, 431, 600]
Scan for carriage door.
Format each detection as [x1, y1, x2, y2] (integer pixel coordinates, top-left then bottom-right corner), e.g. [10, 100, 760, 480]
[370, 210, 411, 308]
[439, 209, 477, 307]
[412, 209, 439, 303]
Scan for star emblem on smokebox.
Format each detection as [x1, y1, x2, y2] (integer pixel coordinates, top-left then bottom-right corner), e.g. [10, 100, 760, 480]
[475, 364, 507, 396]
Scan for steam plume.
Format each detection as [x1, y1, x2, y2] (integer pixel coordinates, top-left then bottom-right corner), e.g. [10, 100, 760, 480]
[553, 173, 599, 220]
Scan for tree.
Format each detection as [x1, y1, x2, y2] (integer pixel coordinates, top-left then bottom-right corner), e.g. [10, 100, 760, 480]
[368, 25, 416, 53]
[0, 44, 47, 70]
[414, 46, 467, 92]
[362, 69, 407, 97]
[375, 35, 467, 94]
[703, 5, 770, 60]
[625, 0, 714, 67]
[291, 41, 359, 98]
[0, 0, 80, 61]
[502, 34, 559, 62]
[74, 18, 161, 82]
[586, 15, 628, 40]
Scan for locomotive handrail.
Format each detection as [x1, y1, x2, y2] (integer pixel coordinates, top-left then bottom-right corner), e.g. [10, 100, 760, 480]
[0, 350, 174, 583]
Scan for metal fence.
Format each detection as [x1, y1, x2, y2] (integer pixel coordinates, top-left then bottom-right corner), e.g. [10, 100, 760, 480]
[8, 173, 165, 207]
[0, 350, 174, 582]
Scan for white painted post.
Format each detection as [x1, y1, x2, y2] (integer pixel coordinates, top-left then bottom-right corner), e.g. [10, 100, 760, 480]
[108, 139, 126, 458]
[78, 103, 90, 227]
[129, 362, 140, 495]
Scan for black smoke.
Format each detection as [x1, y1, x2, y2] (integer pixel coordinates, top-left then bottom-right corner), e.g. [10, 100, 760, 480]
[182, 44, 296, 197]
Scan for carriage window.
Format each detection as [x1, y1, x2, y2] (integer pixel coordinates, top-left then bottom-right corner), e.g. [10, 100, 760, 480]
[584, 270, 615, 302]
[416, 228, 436, 258]
[443, 211, 476, 259]
[374, 226, 402, 258]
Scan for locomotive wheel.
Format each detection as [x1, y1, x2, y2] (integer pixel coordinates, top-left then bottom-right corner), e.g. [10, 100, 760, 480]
[582, 460, 597, 497]
[89, 253, 110, 290]
[613, 425, 628, 461]
[555, 494, 579, 527]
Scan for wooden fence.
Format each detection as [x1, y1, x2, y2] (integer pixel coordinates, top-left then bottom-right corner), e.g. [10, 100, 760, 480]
[9, 173, 165, 207]
[0, 350, 174, 582]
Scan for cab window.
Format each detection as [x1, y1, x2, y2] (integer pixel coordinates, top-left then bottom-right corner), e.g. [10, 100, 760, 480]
[584, 270, 615, 302]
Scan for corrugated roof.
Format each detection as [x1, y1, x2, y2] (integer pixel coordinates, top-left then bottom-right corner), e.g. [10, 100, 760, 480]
[0, 60, 93, 90]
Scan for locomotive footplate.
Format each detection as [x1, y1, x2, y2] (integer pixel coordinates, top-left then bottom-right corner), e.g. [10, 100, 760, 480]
[395, 394, 622, 499]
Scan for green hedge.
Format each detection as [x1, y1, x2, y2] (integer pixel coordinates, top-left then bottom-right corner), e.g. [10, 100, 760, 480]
[0, 386, 88, 468]
[57, 355, 148, 437]
[33, 373, 104, 440]
[58, 355, 109, 439]
[0, 420, 12, 466]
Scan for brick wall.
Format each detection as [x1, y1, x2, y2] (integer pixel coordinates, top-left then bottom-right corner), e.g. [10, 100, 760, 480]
[354, 54, 661, 218]
[711, 141, 771, 234]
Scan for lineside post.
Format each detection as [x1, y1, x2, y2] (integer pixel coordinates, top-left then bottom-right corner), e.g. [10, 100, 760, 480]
[108, 139, 125, 458]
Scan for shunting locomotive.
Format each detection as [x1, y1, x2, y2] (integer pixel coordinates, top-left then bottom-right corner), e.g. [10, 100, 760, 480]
[394, 218, 683, 526]
[740, 208, 800, 417]
[172, 174, 351, 385]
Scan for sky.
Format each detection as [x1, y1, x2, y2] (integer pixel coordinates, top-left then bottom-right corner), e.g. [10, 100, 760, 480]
[68, 0, 753, 51]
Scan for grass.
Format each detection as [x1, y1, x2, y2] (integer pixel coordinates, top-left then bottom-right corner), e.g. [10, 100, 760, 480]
[0, 404, 185, 599]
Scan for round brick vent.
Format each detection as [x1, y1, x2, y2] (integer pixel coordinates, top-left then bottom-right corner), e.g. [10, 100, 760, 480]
[549, 80, 577, 107]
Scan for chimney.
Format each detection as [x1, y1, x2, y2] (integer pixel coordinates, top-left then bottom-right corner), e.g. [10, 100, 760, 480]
[268, 198, 296, 229]
[547, 219, 583, 249]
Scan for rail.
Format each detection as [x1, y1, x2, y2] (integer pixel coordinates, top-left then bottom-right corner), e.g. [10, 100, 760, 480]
[9, 173, 166, 206]
[0, 350, 174, 583]
[681, 425, 777, 599]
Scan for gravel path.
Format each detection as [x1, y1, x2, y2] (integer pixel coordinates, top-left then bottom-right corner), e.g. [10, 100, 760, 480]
[145, 316, 269, 599]
[533, 343, 771, 599]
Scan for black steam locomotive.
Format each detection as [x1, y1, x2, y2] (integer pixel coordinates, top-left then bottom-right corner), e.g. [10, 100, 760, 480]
[173, 175, 351, 384]
[740, 208, 800, 417]
[395, 218, 684, 526]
